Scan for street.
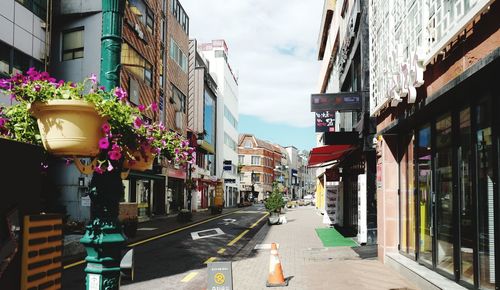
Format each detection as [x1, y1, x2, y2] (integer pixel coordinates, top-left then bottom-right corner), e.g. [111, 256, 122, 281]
[62, 205, 269, 290]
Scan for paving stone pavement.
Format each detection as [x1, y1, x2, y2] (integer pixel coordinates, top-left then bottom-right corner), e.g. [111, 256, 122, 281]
[232, 206, 418, 290]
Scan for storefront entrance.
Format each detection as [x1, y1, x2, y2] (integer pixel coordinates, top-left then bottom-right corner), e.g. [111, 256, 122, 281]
[398, 84, 498, 289]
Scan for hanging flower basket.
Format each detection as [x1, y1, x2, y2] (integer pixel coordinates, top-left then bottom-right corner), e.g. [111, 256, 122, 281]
[29, 100, 105, 156]
[123, 150, 155, 171]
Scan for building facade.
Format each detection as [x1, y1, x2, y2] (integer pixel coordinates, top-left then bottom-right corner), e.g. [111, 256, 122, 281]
[199, 40, 240, 207]
[238, 134, 281, 202]
[49, 0, 190, 221]
[311, 0, 376, 244]
[0, 0, 49, 103]
[187, 38, 218, 211]
[372, 0, 499, 289]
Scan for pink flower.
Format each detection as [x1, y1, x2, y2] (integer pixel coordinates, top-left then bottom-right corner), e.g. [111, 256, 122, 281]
[108, 150, 122, 161]
[111, 143, 121, 152]
[134, 117, 143, 128]
[98, 137, 110, 149]
[114, 87, 127, 101]
[151, 102, 158, 112]
[138, 104, 145, 112]
[101, 122, 111, 134]
[107, 162, 114, 171]
[99, 86, 106, 91]
[0, 118, 7, 127]
[89, 73, 97, 84]
[94, 166, 104, 174]
[34, 84, 41, 92]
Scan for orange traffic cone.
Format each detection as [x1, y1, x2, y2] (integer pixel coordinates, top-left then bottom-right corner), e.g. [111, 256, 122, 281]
[266, 243, 288, 287]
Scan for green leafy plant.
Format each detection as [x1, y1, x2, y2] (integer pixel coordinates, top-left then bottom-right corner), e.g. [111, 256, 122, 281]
[265, 185, 286, 213]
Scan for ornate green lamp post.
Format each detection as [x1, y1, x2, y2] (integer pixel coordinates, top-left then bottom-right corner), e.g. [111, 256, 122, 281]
[80, 1, 126, 289]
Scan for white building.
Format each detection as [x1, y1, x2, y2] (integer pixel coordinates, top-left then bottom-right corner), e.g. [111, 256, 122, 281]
[199, 40, 239, 207]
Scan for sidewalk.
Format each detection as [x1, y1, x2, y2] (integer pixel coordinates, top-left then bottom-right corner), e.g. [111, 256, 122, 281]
[232, 206, 418, 290]
[63, 207, 242, 263]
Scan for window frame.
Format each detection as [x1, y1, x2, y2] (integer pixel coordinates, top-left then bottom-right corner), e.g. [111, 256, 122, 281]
[61, 27, 84, 61]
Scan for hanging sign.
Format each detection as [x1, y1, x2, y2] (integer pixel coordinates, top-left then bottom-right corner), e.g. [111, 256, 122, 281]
[315, 110, 335, 132]
[311, 92, 362, 112]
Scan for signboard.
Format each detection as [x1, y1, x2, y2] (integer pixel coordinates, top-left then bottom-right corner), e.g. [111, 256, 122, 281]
[207, 261, 233, 290]
[224, 178, 236, 183]
[81, 195, 91, 207]
[315, 110, 335, 132]
[310, 92, 362, 112]
[223, 165, 232, 171]
[223, 160, 232, 165]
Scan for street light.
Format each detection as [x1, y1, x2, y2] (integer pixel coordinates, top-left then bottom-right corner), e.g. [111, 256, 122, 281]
[79, 1, 126, 290]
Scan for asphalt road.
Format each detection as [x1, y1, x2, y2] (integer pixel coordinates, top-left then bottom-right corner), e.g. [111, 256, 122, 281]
[62, 204, 269, 290]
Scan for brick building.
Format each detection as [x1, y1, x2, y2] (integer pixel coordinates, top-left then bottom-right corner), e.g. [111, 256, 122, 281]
[238, 134, 282, 202]
[371, 0, 500, 288]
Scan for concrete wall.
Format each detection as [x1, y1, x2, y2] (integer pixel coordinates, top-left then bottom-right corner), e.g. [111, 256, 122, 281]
[50, 13, 101, 83]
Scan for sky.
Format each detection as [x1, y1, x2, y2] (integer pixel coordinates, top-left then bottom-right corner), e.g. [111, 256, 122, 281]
[181, 0, 323, 151]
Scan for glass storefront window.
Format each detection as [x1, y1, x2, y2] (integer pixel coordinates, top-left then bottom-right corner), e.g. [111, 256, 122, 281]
[435, 114, 454, 274]
[400, 134, 416, 256]
[418, 125, 433, 265]
[476, 98, 495, 289]
[458, 107, 474, 284]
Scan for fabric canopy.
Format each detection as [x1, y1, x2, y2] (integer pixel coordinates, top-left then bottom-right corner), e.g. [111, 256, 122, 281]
[307, 145, 355, 167]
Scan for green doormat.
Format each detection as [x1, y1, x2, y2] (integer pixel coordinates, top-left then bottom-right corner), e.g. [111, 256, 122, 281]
[315, 228, 358, 247]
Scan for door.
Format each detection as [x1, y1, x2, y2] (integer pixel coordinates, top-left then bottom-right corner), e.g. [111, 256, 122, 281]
[417, 124, 433, 266]
[435, 114, 454, 274]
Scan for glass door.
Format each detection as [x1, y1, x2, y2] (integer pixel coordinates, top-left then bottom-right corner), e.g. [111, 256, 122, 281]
[435, 114, 454, 275]
[418, 125, 433, 266]
[476, 98, 495, 289]
[458, 107, 474, 285]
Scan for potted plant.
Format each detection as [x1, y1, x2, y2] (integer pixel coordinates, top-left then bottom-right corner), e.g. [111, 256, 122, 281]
[265, 186, 286, 225]
[0, 68, 196, 174]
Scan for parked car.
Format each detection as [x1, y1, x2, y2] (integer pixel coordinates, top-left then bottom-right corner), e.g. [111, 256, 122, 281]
[304, 195, 314, 206]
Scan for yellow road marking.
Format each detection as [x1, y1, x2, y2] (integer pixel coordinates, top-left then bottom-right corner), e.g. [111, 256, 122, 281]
[181, 271, 198, 282]
[128, 211, 238, 247]
[63, 259, 86, 270]
[217, 248, 226, 254]
[227, 229, 249, 246]
[204, 257, 216, 264]
[250, 212, 269, 228]
[63, 210, 239, 270]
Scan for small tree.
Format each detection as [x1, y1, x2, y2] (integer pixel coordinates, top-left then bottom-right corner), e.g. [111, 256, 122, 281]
[265, 183, 286, 213]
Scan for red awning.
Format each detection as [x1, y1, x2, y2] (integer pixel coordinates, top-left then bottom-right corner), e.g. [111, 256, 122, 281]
[307, 145, 355, 167]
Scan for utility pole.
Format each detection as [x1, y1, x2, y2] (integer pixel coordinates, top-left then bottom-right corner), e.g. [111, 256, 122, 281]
[80, 1, 125, 289]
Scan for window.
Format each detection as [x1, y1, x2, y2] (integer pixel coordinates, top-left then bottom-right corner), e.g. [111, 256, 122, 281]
[203, 89, 216, 146]
[244, 140, 252, 148]
[170, 0, 189, 34]
[121, 43, 153, 86]
[224, 105, 238, 129]
[251, 156, 260, 165]
[224, 133, 237, 151]
[238, 155, 244, 165]
[0, 41, 42, 77]
[16, 0, 47, 20]
[62, 28, 84, 61]
[169, 38, 187, 72]
[0, 42, 10, 77]
[146, 9, 154, 34]
[172, 85, 186, 113]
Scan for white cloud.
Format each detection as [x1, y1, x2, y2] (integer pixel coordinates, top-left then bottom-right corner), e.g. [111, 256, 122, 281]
[181, 0, 323, 128]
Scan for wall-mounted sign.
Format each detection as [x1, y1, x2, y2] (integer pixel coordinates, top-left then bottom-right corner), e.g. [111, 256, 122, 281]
[311, 92, 362, 112]
[224, 179, 236, 183]
[315, 110, 335, 132]
[223, 165, 232, 171]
